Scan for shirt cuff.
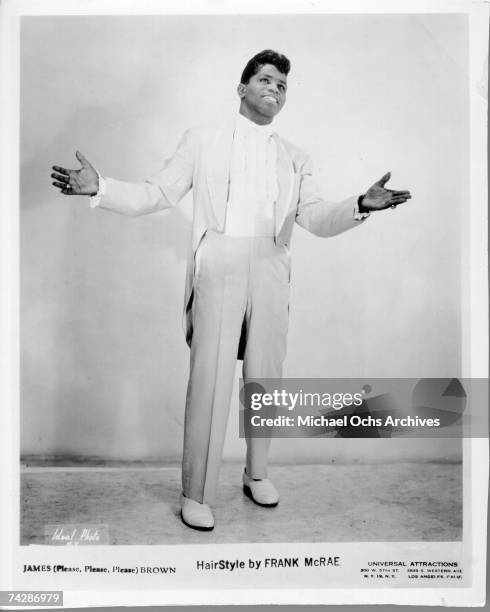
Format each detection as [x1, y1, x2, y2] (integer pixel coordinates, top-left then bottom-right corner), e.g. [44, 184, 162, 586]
[89, 173, 106, 208]
[353, 195, 370, 221]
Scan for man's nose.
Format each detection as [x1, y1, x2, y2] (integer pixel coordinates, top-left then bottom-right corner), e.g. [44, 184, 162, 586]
[267, 83, 279, 94]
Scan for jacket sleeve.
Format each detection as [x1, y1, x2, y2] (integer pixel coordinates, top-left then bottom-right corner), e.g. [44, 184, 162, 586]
[295, 155, 368, 237]
[92, 129, 196, 217]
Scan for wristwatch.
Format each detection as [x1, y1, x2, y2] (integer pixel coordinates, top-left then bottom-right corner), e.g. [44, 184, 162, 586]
[354, 194, 370, 221]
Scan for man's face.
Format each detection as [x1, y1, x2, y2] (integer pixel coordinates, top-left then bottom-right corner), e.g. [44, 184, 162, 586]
[238, 64, 287, 122]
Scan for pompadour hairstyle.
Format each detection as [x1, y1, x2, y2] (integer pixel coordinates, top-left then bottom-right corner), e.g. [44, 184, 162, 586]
[240, 50, 291, 84]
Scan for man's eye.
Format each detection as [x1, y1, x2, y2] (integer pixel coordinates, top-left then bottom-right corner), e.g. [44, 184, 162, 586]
[260, 78, 268, 83]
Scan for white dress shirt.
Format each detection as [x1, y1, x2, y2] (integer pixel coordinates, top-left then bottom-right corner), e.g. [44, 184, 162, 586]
[224, 113, 277, 237]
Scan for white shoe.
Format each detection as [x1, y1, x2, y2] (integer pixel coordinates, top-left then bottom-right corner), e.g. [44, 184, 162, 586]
[180, 493, 214, 531]
[242, 469, 279, 507]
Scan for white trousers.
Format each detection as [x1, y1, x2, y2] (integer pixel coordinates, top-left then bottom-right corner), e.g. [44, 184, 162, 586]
[182, 231, 290, 504]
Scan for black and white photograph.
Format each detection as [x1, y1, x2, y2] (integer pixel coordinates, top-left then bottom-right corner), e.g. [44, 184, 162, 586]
[1, 0, 487, 607]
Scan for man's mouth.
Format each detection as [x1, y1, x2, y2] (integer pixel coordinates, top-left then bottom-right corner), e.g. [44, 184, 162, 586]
[262, 95, 278, 104]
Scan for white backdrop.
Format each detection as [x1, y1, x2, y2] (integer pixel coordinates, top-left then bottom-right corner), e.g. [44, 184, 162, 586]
[20, 13, 467, 462]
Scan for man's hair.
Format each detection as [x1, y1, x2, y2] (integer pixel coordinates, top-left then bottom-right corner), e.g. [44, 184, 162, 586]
[240, 50, 291, 84]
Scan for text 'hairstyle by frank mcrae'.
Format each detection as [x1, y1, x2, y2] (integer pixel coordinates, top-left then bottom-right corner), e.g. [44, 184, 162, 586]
[240, 50, 291, 84]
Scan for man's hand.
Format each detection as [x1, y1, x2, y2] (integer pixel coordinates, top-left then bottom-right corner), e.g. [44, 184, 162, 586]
[360, 172, 411, 212]
[51, 151, 99, 196]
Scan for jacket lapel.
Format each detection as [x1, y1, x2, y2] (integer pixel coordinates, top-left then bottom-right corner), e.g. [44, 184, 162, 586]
[206, 120, 235, 229]
[273, 134, 295, 236]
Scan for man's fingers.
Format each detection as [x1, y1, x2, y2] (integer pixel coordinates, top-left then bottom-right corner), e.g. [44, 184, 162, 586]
[376, 171, 391, 187]
[388, 197, 410, 205]
[51, 172, 69, 183]
[389, 195, 410, 202]
[52, 181, 71, 190]
[52, 181, 77, 195]
[52, 166, 71, 176]
[389, 190, 411, 197]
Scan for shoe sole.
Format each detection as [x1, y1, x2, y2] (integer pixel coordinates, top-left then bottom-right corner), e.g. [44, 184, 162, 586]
[180, 510, 214, 531]
[243, 485, 279, 508]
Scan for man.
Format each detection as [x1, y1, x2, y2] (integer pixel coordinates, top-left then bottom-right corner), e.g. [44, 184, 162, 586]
[51, 50, 411, 531]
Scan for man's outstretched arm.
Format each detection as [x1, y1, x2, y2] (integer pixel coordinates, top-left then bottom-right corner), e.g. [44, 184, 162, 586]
[51, 130, 195, 217]
[295, 157, 411, 237]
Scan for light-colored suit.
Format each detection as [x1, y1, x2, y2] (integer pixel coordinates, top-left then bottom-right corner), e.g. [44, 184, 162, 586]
[95, 119, 366, 503]
[96, 120, 364, 353]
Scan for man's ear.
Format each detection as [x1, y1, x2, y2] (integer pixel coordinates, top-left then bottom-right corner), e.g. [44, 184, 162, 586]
[237, 83, 246, 98]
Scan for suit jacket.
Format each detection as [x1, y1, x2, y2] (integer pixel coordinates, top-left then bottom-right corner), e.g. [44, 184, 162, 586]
[95, 119, 366, 355]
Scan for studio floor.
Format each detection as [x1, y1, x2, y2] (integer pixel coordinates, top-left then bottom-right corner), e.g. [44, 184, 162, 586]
[20, 462, 462, 545]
